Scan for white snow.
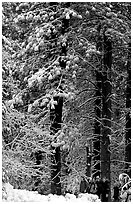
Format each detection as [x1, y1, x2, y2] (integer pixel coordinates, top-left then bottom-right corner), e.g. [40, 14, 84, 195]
[2, 182, 101, 202]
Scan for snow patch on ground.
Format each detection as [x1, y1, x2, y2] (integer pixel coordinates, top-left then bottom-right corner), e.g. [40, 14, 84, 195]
[2, 182, 101, 202]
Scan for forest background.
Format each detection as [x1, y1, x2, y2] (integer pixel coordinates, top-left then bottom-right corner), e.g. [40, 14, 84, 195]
[2, 1, 131, 201]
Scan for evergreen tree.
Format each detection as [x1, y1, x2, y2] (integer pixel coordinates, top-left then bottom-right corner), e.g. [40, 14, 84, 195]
[101, 33, 112, 201]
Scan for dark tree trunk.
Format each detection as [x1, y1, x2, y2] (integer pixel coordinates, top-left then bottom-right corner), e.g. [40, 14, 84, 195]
[50, 4, 70, 194]
[31, 150, 43, 192]
[93, 71, 101, 177]
[101, 34, 112, 201]
[50, 96, 63, 195]
[86, 144, 92, 178]
[93, 24, 102, 177]
[125, 43, 131, 177]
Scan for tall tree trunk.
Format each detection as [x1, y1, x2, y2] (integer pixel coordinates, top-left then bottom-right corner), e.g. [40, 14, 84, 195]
[125, 42, 131, 177]
[93, 71, 101, 177]
[50, 96, 63, 195]
[101, 34, 112, 201]
[50, 3, 70, 194]
[93, 24, 102, 177]
[86, 143, 92, 178]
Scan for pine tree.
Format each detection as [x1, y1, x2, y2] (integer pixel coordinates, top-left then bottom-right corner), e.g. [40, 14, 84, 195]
[93, 23, 102, 177]
[50, 96, 63, 194]
[101, 32, 112, 201]
[50, 3, 71, 194]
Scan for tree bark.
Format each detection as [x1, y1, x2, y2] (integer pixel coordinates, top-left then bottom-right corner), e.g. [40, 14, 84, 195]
[101, 34, 112, 201]
[125, 42, 131, 177]
[50, 96, 63, 195]
[93, 71, 101, 177]
[50, 4, 70, 194]
[86, 144, 92, 178]
[93, 24, 102, 177]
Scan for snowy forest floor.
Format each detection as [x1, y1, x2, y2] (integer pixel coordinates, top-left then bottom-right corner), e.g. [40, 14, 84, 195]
[2, 182, 101, 202]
